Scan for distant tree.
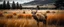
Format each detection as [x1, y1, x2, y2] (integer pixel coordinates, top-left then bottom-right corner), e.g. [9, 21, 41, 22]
[12, 1, 16, 9]
[6, 1, 10, 9]
[54, 0, 64, 9]
[0, 4, 2, 9]
[37, 5, 40, 10]
[19, 4, 22, 9]
[16, 2, 19, 9]
[0, 5, 1, 9]
[2, 0, 6, 9]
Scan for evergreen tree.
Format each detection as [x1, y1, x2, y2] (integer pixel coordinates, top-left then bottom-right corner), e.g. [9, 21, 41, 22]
[12, 1, 16, 9]
[16, 2, 19, 9]
[19, 4, 22, 9]
[0, 4, 2, 9]
[54, 0, 64, 9]
[6, 1, 10, 9]
[2, 0, 6, 9]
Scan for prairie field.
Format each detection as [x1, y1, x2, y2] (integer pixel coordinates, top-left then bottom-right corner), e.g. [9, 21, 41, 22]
[0, 9, 64, 27]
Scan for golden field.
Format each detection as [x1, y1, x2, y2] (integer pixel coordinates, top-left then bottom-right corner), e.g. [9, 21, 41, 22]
[0, 10, 64, 27]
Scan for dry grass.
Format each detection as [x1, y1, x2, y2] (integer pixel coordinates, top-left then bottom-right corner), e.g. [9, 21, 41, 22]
[0, 10, 64, 27]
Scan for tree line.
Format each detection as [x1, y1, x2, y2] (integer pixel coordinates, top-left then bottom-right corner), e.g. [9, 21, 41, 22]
[0, 1, 22, 9]
[54, 0, 64, 9]
[0, 0, 64, 9]
[0, 1, 40, 10]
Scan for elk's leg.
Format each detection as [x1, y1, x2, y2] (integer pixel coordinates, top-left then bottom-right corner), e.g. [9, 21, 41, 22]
[37, 21, 39, 27]
[43, 20, 46, 25]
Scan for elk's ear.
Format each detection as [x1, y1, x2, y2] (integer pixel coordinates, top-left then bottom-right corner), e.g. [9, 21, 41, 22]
[36, 14, 39, 16]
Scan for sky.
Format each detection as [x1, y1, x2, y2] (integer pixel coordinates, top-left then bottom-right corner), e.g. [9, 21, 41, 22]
[0, 0, 35, 4]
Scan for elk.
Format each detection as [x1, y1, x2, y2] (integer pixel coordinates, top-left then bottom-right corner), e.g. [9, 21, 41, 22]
[32, 12, 47, 27]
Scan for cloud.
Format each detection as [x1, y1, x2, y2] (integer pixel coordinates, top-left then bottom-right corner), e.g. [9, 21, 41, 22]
[35, 0, 44, 1]
[0, 0, 34, 4]
[6, 0, 34, 4]
[0, 0, 3, 2]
